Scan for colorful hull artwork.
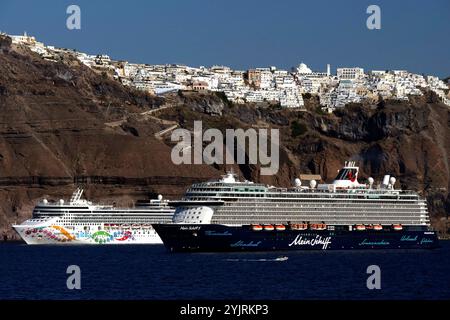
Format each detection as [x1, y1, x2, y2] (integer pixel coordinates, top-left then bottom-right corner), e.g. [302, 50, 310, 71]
[13, 225, 162, 244]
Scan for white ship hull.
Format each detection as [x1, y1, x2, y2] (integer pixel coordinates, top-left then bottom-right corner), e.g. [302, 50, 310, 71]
[13, 222, 163, 245]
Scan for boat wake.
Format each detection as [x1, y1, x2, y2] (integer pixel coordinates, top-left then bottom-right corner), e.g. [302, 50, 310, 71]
[224, 256, 288, 262]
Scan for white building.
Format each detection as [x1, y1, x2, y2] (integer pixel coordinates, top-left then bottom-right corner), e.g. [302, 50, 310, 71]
[6, 31, 449, 108]
[337, 67, 365, 80]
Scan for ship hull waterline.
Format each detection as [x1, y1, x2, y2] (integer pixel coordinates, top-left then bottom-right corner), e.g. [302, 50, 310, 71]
[153, 224, 439, 252]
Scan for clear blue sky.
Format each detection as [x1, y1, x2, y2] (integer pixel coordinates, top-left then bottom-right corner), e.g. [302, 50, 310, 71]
[1, 0, 449, 77]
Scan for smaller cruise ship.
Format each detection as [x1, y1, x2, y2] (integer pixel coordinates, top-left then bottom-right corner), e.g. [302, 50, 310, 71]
[13, 188, 174, 245]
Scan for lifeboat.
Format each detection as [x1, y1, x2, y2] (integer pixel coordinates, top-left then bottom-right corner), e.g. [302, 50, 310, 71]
[252, 224, 263, 231]
[392, 224, 403, 231]
[365, 225, 374, 230]
[355, 224, 366, 231]
[290, 223, 309, 230]
[121, 224, 130, 229]
[142, 224, 151, 229]
[275, 224, 286, 231]
[132, 224, 140, 229]
[311, 223, 327, 230]
[373, 225, 383, 231]
[263, 225, 275, 231]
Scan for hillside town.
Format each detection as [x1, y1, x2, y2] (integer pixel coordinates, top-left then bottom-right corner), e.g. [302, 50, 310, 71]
[6, 32, 450, 110]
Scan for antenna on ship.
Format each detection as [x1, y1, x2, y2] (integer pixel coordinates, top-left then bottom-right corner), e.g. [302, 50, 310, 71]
[345, 160, 356, 167]
[70, 187, 84, 204]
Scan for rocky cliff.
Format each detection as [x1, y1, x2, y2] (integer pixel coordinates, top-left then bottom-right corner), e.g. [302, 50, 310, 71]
[0, 35, 449, 239]
[0, 36, 220, 239]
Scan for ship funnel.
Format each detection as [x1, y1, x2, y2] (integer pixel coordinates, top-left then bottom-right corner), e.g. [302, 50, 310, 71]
[221, 172, 237, 183]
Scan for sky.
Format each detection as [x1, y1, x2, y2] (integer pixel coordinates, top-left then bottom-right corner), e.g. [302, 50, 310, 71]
[0, 0, 449, 77]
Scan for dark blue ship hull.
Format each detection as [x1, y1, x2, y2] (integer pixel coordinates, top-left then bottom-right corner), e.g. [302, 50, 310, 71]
[153, 224, 440, 252]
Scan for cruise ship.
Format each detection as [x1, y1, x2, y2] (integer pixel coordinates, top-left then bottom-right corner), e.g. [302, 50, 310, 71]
[13, 188, 174, 244]
[153, 162, 439, 252]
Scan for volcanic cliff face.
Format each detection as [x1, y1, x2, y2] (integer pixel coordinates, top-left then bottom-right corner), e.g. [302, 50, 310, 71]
[0, 36, 220, 238]
[0, 35, 449, 239]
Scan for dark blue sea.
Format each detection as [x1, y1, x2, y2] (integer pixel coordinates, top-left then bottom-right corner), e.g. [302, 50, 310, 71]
[1, 241, 450, 300]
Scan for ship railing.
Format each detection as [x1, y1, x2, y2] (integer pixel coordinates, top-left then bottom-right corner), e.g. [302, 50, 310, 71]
[284, 187, 418, 194]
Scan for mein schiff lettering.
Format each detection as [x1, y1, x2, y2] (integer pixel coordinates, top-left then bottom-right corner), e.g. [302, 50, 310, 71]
[288, 235, 332, 250]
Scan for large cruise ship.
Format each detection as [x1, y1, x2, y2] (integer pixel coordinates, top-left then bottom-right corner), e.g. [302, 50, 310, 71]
[13, 188, 174, 244]
[153, 162, 439, 252]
